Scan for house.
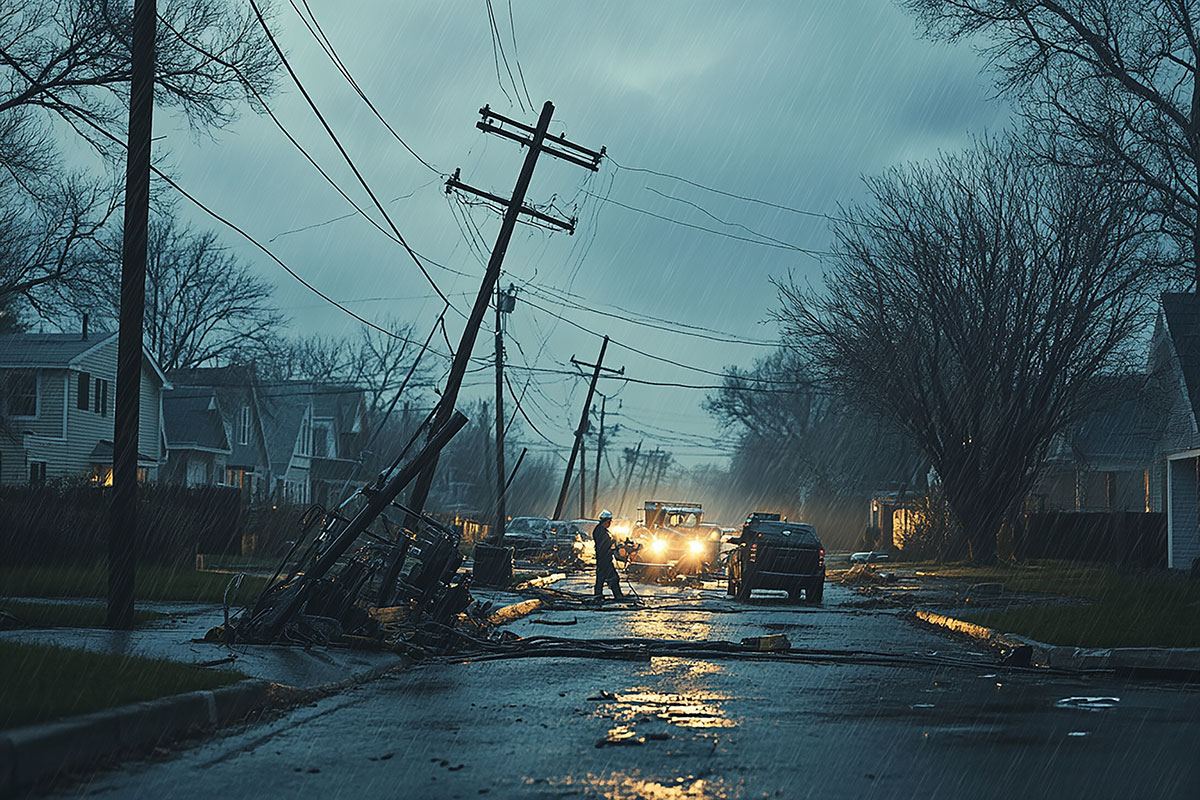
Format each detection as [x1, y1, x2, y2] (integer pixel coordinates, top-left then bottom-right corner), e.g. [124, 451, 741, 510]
[167, 366, 272, 501]
[162, 387, 232, 487]
[258, 383, 314, 505]
[309, 385, 369, 507]
[1030, 375, 1160, 515]
[1148, 292, 1200, 569]
[0, 329, 169, 486]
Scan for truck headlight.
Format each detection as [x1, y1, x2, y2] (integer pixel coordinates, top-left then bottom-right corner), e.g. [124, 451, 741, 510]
[650, 538, 666, 555]
[688, 539, 704, 555]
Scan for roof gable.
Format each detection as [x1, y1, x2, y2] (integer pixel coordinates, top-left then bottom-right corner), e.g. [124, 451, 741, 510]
[1160, 293, 1200, 426]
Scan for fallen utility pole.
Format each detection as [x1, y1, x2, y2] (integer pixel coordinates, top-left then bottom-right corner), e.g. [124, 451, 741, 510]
[242, 411, 468, 642]
[383, 101, 602, 604]
[553, 339, 624, 520]
[109, 0, 156, 630]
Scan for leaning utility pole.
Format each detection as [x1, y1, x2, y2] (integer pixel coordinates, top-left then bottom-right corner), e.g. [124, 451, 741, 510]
[591, 395, 607, 519]
[579, 439, 587, 520]
[494, 284, 515, 541]
[380, 102, 601, 603]
[553, 338, 623, 520]
[109, 0, 156, 630]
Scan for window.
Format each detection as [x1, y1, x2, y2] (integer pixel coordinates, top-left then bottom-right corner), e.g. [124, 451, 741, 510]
[93, 378, 109, 416]
[299, 417, 311, 456]
[77, 372, 90, 411]
[312, 424, 329, 458]
[6, 373, 37, 417]
[29, 460, 46, 485]
[238, 405, 251, 446]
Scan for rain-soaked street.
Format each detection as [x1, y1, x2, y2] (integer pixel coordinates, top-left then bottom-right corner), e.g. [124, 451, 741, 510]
[49, 576, 1200, 799]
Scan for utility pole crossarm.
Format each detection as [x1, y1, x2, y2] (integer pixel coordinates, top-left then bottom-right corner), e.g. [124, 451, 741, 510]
[570, 356, 625, 376]
[447, 171, 575, 233]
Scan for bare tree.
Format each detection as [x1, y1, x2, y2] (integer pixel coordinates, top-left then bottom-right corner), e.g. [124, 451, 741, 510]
[776, 138, 1155, 561]
[267, 319, 436, 418]
[0, 0, 277, 321]
[97, 213, 287, 370]
[904, 0, 1200, 286]
[0, 0, 276, 147]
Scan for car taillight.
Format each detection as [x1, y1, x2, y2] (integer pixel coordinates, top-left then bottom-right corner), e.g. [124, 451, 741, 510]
[818, 548, 825, 568]
[749, 543, 757, 563]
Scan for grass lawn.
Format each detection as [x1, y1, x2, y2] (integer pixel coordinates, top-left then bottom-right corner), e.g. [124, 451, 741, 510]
[1, 600, 166, 629]
[915, 561, 1200, 648]
[0, 564, 268, 604]
[0, 641, 242, 729]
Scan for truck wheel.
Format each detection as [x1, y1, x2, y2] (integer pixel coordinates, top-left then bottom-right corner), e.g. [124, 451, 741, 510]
[808, 581, 824, 604]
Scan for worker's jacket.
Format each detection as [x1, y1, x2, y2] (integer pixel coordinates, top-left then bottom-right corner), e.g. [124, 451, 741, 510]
[593, 522, 614, 563]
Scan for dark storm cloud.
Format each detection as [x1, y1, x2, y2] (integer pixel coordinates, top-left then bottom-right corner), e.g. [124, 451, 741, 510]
[162, 0, 1009, 463]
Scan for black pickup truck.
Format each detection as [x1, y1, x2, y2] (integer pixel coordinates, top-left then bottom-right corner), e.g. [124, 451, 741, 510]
[726, 519, 825, 603]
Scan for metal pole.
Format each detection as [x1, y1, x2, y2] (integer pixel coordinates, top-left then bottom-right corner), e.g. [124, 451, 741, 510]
[108, 0, 156, 630]
[579, 439, 586, 520]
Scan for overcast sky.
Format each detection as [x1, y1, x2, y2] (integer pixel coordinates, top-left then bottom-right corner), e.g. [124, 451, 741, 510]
[157, 0, 1010, 471]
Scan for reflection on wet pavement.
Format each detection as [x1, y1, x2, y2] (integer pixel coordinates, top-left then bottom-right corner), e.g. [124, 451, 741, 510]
[540, 772, 735, 800]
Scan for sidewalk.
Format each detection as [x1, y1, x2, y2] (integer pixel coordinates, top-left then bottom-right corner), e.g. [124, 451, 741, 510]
[0, 586, 546, 794]
[834, 567, 1200, 680]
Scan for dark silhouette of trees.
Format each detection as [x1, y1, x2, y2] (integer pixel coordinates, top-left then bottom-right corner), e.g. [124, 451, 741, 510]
[904, 0, 1200, 287]
[0, 0, 278, 320]
[96, 212, 286, 370]
[775, 137, 1155, 561]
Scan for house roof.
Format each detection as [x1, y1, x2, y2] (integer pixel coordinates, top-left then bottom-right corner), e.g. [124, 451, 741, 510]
[163, 390, 231, 453]
[258, 387, 311, 475]
[0, 331, 171, 388]
[169, 368, 264, 468]
[1161, 293, 1200, 424]
[1070, 375, 1158, 465]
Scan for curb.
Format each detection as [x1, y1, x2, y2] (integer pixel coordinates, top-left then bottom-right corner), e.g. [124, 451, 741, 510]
[0, 652, 411, 795]
[0, 678, 272, 795]
[914, 610, 1200, 676]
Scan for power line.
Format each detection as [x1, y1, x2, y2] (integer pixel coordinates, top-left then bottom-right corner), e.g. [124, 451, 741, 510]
[290, 0, 441, 174]
[249, 1, 459, 312]
[580, 189, 833, 256]
[520, 283, 776, 347]
[517, 295, 804, 385]
[608, 155, 870, 229]
[35, 74, 449, 351]
[156, 13, 465, 325]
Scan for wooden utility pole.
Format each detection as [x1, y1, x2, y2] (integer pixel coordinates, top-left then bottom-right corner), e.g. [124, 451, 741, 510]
[553, 339, 622, 520]
[579, 439, 587, 520]
[591, 395, 607, 518]
[108, 0, 156, 630]
[379, 102, 601, 604]
[618, 439, 642, 516]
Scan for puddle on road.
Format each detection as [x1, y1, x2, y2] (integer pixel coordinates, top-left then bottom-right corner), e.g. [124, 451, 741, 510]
[538, 772, 734, 800]
[1055, 696, 1120, 711]
[598, 691, 737, 729]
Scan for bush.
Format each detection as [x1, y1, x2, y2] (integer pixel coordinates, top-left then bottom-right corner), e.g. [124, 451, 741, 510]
[0, 482, 242, 566]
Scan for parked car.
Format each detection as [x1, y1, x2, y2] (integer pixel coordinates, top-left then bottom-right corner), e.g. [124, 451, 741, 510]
[503, 516, 553, 559]
[726, 520, 825, 603]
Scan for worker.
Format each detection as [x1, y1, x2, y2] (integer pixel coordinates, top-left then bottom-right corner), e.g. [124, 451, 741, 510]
[592, 509, 625, 601]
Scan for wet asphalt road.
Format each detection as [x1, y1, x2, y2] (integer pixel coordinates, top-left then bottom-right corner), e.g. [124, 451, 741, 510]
[47, 576, 1200, 799]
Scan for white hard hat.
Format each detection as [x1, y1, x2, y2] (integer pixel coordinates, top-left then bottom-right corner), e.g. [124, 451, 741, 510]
[599, 509, 613, 520]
